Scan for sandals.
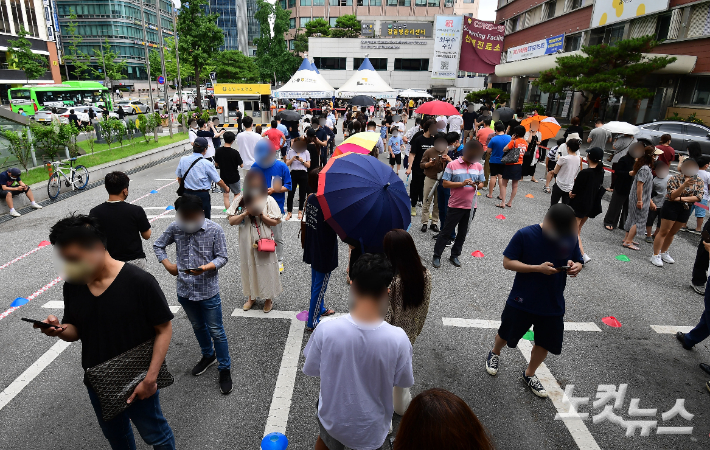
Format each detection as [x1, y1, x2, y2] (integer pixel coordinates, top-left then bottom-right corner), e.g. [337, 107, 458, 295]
[243, 299, 255, 311]
[622, 243, 640, 251]
[263, 300, 273, 313]
[285, 212, 292, 221]
[297, 211, 303, 221]
[506, 203, 513, 208]
[604, 225, 614, 231]
[486, 194, 494, 199]
[543, 186, 551, 194]
[495, 203, 505, 209]
[322, 309, 336, 317]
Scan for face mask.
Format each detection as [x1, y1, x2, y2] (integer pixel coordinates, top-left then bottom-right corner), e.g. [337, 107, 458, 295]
[62, 260, 96, 285]
[319, 120, 326, 126]
[392, 132, 398, 137]
[9, 176, 17, 180]
[177, 218, 204, 234]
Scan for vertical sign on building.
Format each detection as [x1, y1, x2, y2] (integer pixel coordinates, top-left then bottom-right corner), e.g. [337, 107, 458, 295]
[432, 15, 463, 80]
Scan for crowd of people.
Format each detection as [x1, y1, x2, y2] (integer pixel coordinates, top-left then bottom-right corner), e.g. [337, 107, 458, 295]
[21, 95, 710, 450]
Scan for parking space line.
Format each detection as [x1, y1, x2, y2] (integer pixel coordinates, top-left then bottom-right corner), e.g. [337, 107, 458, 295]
[41, 301, 65, 309]
[169, 306, 181, 314]
[442, 318, 601, 332]
[650, 325, 693, 334]
[0, 341, 72, 412]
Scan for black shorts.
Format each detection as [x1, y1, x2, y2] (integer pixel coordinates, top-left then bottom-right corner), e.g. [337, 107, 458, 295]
[4, 187, 29, 197]
[547, 160, 557, 172]
[280, 146, 288, 158]
[497, 304, 564, 355]
[660, 201, 692, 223]
[489, 162, 504, 176]
[501, 164, 523, 181]
[389, 153, 402, 165]
[646, 207, 662, 228]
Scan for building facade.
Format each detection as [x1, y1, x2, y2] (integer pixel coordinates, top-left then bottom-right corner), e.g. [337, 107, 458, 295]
[56, 0, 175, 86]
[493, 0, 710, 124]
[453, 0, 478, 18]
[0, 0, 61, 102]
[209, 0, 260, 55]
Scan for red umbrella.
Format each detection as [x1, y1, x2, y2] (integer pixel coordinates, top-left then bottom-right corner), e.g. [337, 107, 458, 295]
[415, 100, 460, 116]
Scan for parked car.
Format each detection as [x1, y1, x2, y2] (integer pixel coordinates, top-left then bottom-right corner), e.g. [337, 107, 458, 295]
[115, 100, 150, 115]
[34, 107, 67, 124]
[72, 106, 118, 124]
[636, 120, 710, 155]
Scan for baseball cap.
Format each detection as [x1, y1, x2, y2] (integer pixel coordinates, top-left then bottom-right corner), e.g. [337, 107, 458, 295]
[586, 147, 604, 163]
[653, 147, 664, 155]
[8, 167, 21, 177]
[193, 137, 209, 149]
[566, 133, 581, 142]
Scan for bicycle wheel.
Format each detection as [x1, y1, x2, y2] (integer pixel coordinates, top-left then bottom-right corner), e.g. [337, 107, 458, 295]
[72, 165, 89, 190]
[47, 173, 61, 199]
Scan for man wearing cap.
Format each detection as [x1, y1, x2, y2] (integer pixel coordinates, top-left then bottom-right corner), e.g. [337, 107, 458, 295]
[176, 137, 230, 219]
[1, 167, 42, 217]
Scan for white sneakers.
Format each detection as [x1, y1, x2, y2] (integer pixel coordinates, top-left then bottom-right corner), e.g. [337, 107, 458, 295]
[30, 202, 42, 209]
[651, 253, 675, 267]
[9, 209, 20, 217]
[582, 254, 591, 264]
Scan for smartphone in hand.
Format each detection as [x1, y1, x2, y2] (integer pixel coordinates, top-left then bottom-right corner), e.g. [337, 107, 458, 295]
[21, 318, 62, 330]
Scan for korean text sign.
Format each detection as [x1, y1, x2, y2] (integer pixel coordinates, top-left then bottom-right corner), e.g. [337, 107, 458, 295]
[432, 15, 464, 80]
[458, 17, 504, 74]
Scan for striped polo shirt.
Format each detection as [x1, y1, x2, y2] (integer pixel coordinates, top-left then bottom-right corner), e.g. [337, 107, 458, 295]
[442, 157, 485, 209]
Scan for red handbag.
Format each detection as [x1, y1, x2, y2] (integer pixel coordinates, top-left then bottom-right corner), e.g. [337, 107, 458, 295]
[252, 217, 276, 253]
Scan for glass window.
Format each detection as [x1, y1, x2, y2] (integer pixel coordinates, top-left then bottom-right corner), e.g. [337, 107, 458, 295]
[313, 0, 325, 5]
[607, 24, 625, 45]
[329, 17, 338, 27]
[399, 0, 411, 4]
[354, 57, 387, 70]
[289, 18, 296, 28]
[314, 57, 346, 70]
[301, 17, 312, 27]
[571, 0, 582, 10]
[686, 125, 709, 137]
[444, 0, 453, 6]
[289, 0, 296, 6]
[289, 40, 295, 50]
[427, 0, 439, 6]
[24, 0, 39, 37]
[564, 33, 581, 52]
[394, 58, 429, 71]
[656, 13, 672, 41]
[330, 0, 338, 4]
[0, 0, 9, 34]
[510, 16, 519, 32]
[545, 0, 556, 19]
[371, 0, 381, 4]
[10, 0, 22, 35]
[415, 0, 427, 5]
[10, 89, 30, 100]
[300, 0, 311, 5]
[387, 0, 397, 4]
[658, 123, 684, 133]
[690, 77, 710, 105]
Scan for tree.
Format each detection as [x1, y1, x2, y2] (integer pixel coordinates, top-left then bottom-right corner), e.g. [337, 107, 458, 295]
[466, 88, 509, 105]
[8, 28, 47, 83]
[90, 39, 128, 91]
[305, 18, 330, 37]
[331, 15, 360, 38]
[293, 29, 308, 54]
[212, 50, 260, 83]
[254, 0, 302, 84]
[176, 0, 223, 109]
[2, 128, 33, 172]
[149, 37, 186, 85]
[63, 11, 90, 79]
[535, 36, 676, 120]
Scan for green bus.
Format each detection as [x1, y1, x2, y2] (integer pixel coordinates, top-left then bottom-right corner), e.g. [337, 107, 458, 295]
[8, 81, 113, 116]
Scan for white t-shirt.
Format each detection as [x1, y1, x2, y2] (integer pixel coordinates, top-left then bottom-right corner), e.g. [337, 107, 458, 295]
[395, 121, 405, 133]
[698, 169, 710, 201]
[188, 128, 198, 144]
[556, 154, 581, 192]
[448, 115, 464, 132]
[236, 131, 261, 167]
[303, 314, 414, 450]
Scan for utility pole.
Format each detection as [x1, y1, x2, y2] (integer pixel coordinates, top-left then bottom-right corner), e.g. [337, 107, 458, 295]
[156, 0, 172, 137]
[171, 5, 184, 129]
[141, 0, 154, 112]
[99, 44, 109, 92]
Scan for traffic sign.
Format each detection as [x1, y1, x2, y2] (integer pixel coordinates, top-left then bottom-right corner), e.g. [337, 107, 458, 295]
[157, 76, 165, 84]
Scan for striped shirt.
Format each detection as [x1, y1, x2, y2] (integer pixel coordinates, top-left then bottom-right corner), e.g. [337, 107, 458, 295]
[442, 157, 485, 209]
[153, 219, 228, 301]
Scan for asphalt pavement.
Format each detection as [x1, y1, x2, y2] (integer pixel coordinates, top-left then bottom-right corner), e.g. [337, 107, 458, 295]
[0, 124, 708, 450]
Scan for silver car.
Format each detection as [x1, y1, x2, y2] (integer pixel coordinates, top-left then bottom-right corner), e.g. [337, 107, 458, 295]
[636, 121, 710, 156]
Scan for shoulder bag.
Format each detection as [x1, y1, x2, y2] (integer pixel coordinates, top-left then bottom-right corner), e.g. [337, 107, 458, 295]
[86, 339, 174, 422]
[252, 216, 276, 252]
[500, 144, 521, 164]
[299, 194, 313, 249]
[176, 157, 202, 196]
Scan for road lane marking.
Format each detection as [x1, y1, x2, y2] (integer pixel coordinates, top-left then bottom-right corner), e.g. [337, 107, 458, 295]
[650, 325, 693, 334]
[0, 242, 51, 271]
[129, 180, 177, 204]
[443, 317, 602, 450]
[0, 277, 63, 322]
[41, 301, 181, 315]
[147, 215, 228, 219]
[0, 340, 72, 412]
[169, 306, 181, 314]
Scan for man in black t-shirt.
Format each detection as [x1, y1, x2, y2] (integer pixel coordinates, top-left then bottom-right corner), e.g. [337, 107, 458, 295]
[406, 119, 437, 216]
[68, 109, 81, 128]
[213, 131, 243, 209]
[461, 103, 478, 144]
[37, 214, 175, 449]
[90, 171, 151, 269]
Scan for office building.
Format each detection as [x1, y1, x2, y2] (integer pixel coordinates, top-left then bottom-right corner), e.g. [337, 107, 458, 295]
[209, 0, 260, 55]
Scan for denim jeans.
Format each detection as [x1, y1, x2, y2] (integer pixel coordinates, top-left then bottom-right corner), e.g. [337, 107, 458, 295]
[436, 183, 456, 240]
[178, 293, 231, 370]
[87, 386, 175, 450]
[685, 283, 710, 347]
[308, 268, 331, 329]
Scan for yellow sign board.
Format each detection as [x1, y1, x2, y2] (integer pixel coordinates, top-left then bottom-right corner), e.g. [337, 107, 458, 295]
[214, 83, 271, 96]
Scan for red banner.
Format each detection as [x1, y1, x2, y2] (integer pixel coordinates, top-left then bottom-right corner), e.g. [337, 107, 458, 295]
[458, 17, 504, 74]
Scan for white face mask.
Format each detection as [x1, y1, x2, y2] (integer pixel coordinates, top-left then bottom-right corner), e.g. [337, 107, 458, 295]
[392, 131, 398, 137]
[176, 218, 204, 234]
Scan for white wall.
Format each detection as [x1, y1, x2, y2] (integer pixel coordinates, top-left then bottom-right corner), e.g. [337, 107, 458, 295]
[308, 37, 454, 91]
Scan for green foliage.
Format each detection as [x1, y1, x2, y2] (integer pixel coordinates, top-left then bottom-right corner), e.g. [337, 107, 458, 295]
[669, 112, 705, 126]
[126, 118, 136, 144]
[2, 128, 33, 172]
[523, 102, 546, 115]
[82, 126, 96, 154]
[100, 117, 125, 149]
[30, 123, 59, 162]
[149, 37, 186, 84]
[90, 39, 128, 90]
[177, 113, 184, 130]
[466, 88, 510, 105]
[136, 114, 153, 144]
[177, 0, 224, 110]
[58, 123, 81, 157]
[254, 0, 302, 83]
[305, 18, 330, 37]
[535, 36, 676, 119]
[8, 28, 47, 83]
[212, 50, 260, 83]
[331, 15, 360, 38]
[115, 120, 126, 147]
[64, 11, 90, 79]
[293, 30, 308, 54]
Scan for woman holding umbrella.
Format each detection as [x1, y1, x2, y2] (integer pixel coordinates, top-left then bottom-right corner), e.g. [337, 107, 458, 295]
[522, 120, 542, 183]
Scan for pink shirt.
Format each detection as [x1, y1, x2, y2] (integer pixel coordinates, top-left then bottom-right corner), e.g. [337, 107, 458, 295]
[263, 128, 285, 150]
[442, 157, 485, 209]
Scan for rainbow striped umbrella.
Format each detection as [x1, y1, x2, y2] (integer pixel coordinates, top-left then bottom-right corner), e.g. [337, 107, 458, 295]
[333, 131, 381, 157]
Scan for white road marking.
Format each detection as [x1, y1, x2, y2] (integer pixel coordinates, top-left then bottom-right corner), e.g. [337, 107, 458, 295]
[650, 325, 694, 334]
[442, 318, 601, 332]
[169, 306, 181, 314]
[146, 215, 228, 219]
[0, 341, 72, 412]
[443, 317, 602, 450]
[154, 178, 177, 181]
[41, 301, 65, 309]
[143, 206, 226, 210]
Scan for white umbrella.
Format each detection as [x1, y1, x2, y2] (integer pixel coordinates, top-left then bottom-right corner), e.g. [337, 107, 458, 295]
[398, 89, 432, 98]
[601, 121, 640, 135]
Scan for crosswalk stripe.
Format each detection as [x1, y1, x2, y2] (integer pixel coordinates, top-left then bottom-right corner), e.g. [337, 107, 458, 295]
[650, 325, 693, 334]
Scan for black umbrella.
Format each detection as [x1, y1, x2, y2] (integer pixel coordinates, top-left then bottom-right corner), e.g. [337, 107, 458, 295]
[276, 109, 301, 121]
[494, 107, 514, 123]
[351, 95, 375, 107]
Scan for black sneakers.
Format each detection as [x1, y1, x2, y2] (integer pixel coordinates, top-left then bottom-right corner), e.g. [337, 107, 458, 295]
[450, 256, 461, 267]
[522, 371, 548, 398]
[219, 369, 233, 394]
[429, 224, 439, 232]
[191, 354, 217, 376]
[421, 224, 428, 232]
[676, 331, 693, 350]
[432, 256, 441, 268]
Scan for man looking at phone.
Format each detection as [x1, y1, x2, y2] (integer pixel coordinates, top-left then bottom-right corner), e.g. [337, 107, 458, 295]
[1, 166, 43, 217]
[484, 204, 584, 398]
[153, 194, 233, 394]
[37, 214, 176, 449]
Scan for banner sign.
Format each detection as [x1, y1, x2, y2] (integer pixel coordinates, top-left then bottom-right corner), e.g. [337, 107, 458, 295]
[458, 17, 504, 74]
[361, 22, 375, 37]
[506, 34, 564, 63]
[591, 0, 669, 28]
[360, 39, 429, 49]
[432, 15, 464, 80]
[381, 22, 433, 38]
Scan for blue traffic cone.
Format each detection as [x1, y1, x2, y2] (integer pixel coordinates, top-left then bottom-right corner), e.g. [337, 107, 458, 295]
[261, 432, 288, 450]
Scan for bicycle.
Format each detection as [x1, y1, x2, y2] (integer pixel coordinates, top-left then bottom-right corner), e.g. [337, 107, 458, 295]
[47, 158, 90, 200]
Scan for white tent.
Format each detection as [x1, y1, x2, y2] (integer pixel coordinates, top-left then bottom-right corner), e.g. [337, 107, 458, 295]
[273, 59, 335, 99]
[336, 58, 398, 98]
[398, 89, 432, 98]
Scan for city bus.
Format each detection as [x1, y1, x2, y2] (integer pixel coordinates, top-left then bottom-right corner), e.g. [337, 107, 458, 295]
[8, 81, 113, 116]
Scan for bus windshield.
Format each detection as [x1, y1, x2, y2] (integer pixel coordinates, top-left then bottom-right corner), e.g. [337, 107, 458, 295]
[9, 84, 112, 115]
